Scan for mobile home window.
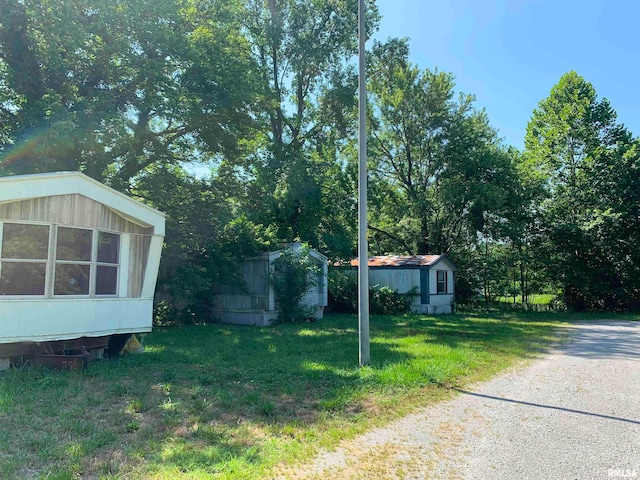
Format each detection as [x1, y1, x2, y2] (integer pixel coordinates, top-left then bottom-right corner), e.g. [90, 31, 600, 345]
[0, 222, 121, 298]
[437, 270, 447, 294]
[55, 227, 93, 295]
[0, 223, 50, 296]
[96, 231, 119, 295]
[54, 228, 120, 297]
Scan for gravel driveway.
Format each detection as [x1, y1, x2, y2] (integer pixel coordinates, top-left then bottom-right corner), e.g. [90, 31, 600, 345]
[285, 320, 640, 480]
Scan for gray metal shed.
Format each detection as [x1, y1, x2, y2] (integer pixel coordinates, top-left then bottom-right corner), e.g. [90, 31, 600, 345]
[213, 243, 328, 326]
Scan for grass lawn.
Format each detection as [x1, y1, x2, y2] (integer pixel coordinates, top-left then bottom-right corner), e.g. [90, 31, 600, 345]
[0, 311, 593, 479]
[496, 294, 556, 305]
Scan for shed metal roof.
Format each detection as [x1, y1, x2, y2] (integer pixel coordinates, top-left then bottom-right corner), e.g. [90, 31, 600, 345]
[263, 242, 328, 263]
[350, 255, 446, 268]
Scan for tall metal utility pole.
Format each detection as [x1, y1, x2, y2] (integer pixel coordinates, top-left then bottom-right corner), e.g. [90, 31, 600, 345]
[358, 0, 370, 366]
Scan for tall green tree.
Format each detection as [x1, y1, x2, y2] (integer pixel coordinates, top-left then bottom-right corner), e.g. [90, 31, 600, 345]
[240, 0, 378, 251]
[525, 71, 638, 310]
[366, 38, 520, 258]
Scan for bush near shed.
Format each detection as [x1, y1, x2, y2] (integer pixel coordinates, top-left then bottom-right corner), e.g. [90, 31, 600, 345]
[327, 269, 415, 315]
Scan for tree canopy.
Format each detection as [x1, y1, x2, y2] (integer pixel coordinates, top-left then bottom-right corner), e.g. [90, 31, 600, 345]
[366, 38, 522, 257]
[1, 3, 638, 316]
[524, 71, 639, 310]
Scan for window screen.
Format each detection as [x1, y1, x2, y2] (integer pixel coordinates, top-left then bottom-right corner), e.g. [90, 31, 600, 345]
[0, 223, 50, 296]
[0, 262, 47, 295]
[95, 231, 119, 295]
[2, 223, 49, 259]
[56, 227, 92, 261]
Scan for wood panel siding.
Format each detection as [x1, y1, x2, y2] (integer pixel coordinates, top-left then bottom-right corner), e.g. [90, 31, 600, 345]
[215, 294, 270, 311]
[215, 259, 271, 311]
[0, 194, 153, 235]
[127, 234, 151, 298]
[217, 259, 271, 296]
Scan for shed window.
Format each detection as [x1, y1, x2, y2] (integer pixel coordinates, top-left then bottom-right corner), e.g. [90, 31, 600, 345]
[0, 223, 50, 296]
[437, 270, 448, 294]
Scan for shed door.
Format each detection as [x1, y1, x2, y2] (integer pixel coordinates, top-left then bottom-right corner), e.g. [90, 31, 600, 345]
[420, 269, 430, 304]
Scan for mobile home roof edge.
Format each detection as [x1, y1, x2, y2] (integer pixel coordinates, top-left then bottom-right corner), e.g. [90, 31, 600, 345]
[0, 171, 166, 235]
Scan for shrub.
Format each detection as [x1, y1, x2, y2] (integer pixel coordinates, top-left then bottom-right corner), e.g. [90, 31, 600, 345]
[327, 269, 416, 315]
[271, 245, 319, 323]
[327, 269, 358, 313]
[370, 285, 416, 315]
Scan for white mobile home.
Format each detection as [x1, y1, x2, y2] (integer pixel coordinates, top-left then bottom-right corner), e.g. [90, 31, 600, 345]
[213, 243, 328, 326]
[351, 255, 457, 314]
[0, 172, 165, 363]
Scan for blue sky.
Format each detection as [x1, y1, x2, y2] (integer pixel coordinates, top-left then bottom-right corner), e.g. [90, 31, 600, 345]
[373, 0, 640, 149]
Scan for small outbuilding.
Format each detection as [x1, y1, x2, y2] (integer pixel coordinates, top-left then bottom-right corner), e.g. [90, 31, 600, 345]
[213, 243, 328, 326]
[351, 255, 457, 314]
[0, 171, 165, 366]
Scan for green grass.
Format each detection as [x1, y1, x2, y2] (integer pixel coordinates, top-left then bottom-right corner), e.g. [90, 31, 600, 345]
[0, 311, 608, 479]
[496, 294, 556, 305]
